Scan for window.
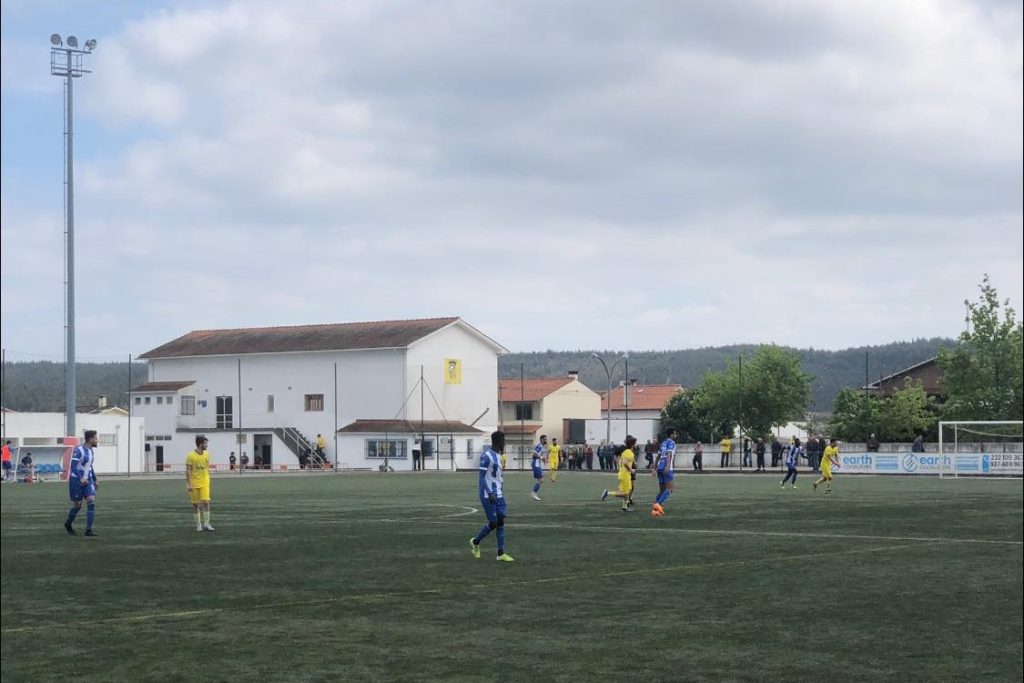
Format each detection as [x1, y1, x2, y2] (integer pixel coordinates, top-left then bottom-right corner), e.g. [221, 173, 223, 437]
[98, 433, 117, 446]
[466, 439, 475, 458]
[180, 395, 196, 416]
[156, 396, 163, 405]
[134, 397, 141, 406]
[144, 396, 151, 405]
[165, 396, 173, 404]
[514, 402, 533, 420]
[305, 394, 324, 412]
[366, 439, 408, 459]
[216, 396, 233, 429]
[267, 395, 275, 413]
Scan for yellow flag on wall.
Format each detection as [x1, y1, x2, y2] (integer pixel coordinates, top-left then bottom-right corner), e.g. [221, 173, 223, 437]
[444, 358, 462, 385]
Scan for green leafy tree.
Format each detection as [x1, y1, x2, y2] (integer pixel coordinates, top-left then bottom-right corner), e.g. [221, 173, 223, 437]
[659, 390, 726, 443]
[829, 388, 878, 441]
[877, 382, 937, 442]
[693, 345, 812, 438]
[938, 276, 1024, 421]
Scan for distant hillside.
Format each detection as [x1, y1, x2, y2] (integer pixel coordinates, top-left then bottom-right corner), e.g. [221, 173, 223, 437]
[499, 338, 953, 412]
[0, 338, 952, 413]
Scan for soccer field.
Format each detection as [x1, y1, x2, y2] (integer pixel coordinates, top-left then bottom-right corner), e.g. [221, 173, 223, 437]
[2, 472, 1021, 682]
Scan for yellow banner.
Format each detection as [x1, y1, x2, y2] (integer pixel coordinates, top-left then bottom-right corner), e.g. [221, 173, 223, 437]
[444, 358, 462, 385]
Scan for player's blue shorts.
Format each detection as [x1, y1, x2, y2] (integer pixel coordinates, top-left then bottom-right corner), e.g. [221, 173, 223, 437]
[532, 467, 543, 479]
[480, 496, 508, 523]
[69, 479, 96, 501]
[657, 469, 675, 485]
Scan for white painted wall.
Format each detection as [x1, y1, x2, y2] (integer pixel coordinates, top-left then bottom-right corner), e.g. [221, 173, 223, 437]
[539, 380, 601, 440]
[404, 322, 500, 433]
[336, 433, 482, 471]
[585, 417, 659, 445]
[2, 412, 146, 475]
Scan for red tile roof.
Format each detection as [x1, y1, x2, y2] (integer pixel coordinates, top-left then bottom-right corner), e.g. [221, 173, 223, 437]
[139, 317, 461, 359]
[337, 419, 484, 434]
[131, 381, 196, 393]
[497, 423, 543, 434]
[498, 377, 575, 402]
[601, 384, 683, 412]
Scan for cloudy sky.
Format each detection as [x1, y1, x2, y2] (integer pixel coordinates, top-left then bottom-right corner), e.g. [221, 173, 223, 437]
[1, 0, 1021, 359]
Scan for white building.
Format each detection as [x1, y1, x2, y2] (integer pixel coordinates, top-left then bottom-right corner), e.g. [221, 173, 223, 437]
[1, 411, 145, 475]
[131, 317, 506, 472]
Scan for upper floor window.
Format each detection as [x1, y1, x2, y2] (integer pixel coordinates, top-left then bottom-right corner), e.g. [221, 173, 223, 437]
[216, 396, 233, 429]
[180, 395, 196, 416]
[305, 394, 324, 412]
[267, 395, 275, 413]
[514, 402, 533, 420]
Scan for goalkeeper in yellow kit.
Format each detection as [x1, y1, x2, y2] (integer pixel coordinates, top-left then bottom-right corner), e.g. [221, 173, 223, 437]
[814, 438, 841, 494]
[186, 435, 215, 532]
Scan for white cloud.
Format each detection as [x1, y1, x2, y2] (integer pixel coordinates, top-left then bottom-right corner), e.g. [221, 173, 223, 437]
[1, 0, 1021, 357]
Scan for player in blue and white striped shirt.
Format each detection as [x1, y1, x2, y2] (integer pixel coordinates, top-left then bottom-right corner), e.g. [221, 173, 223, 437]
[780, 438, 802, 489]
[469, 431, 515, 562]
[65, 430, 100, 536]
[530, 435, 547, 501]
[652, 429, 678, 516]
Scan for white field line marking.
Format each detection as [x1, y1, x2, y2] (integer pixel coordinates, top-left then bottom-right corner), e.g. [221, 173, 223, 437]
[1, 542, 923, 634]
[3, 509, 1021, 547]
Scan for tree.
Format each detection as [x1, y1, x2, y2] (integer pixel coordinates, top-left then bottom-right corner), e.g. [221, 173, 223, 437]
[938, 275, 1024, 421]
[693, 345, 812, 439]
[828, 388, 878, 442]
[659, 390, 726, 443]
[829, 382, 937, 442]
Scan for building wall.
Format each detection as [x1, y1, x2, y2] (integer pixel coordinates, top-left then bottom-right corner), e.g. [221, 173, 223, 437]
[602, 409, 662, 421]
[2, 412, 146, 475]
[540, 380, 602, 442]
[404, 323, 500, 433]
[138, 349, 408, 466]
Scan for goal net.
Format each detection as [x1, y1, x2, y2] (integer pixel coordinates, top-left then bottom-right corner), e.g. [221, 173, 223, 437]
[938, 421, 1023, 478]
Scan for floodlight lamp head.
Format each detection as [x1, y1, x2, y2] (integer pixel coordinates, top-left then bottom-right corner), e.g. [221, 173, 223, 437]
[66, 36, 78, 48]
[50, 34, 62, 46]
[85, 38, 97, 51]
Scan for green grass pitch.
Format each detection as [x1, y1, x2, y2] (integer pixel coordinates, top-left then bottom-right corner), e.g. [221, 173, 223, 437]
[2, 472, 1022, 682]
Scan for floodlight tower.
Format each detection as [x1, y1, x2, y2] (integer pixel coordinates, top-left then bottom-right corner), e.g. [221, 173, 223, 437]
[50, 33, 97, 438]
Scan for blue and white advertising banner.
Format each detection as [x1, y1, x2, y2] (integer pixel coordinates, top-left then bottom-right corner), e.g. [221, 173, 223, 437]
[836, 452, 1023, 475]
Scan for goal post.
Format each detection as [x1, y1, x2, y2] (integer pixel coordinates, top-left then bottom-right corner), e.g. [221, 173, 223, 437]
[938, 421, 1024, 478]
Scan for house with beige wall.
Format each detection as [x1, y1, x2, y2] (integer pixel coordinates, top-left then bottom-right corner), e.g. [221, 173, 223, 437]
[498, 372, 601, 467]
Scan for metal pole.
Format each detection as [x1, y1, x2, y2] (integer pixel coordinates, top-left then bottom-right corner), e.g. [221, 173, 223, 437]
[64, 53, 76, 439]
[520, 362, 525, 470]
[738, 354, 743, 471]
[624, 356, 630, 437]
[333, 362, 339, 472]
[237, 358, 242, 469]
[127, 354, 132, 478]
[420, 365, 425, 472]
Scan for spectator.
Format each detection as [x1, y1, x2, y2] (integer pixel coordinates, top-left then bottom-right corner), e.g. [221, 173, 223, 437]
[742, 438, 752, 468]
[1, 441, 12, 482]
[586, 444, 594, 470]
[644, 440, 655, 469]
[692, 441, 704, 472]
[866, 433, 880, 453]
[755, 438, 766, 472]
[240, 452, 249, 469]
[20, 452, 35, 483]
[229, 451, 237, 471]
[720, 436, 732, 468]
[912, 434, 925, 453]
[412, 439, 422, 471]
[298, 446, 309, 470]
[254, 455, 263, 470]
[807, 435, 822, 473]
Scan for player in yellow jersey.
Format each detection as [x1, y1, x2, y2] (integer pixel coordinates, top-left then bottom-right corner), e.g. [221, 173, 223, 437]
[814, 438, 841, 494]
[548, 438, 562, 482]
[601, 436, 637, 512]
[186, 435, 214, 532]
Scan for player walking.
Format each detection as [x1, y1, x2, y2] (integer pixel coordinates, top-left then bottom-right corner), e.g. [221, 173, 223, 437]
[531, 435, 547, 500]
[64, 430, 99, 536]
[470, 431, 514, 561]
[652, 429, 678, 516]
[601, 435, 637, 512]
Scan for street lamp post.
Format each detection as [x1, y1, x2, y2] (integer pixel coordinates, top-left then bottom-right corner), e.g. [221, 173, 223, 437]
[50, 33, 96, 439]
[591, 352, 627, 448]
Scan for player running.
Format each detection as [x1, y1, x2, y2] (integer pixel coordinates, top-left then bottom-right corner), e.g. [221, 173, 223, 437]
[531, 435, 547, 500]
[652, 429, 678, 516]
[64, 430, 100, 536]
[601, 435, 637, 512]
[470, 431, 514, 562]
[814, 438, 841, 494]
[186, 436, 215, 532]
[780, 437, 802, 490]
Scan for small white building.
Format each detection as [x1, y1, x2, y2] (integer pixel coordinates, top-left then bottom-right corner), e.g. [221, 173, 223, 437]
[1, 411, 145, 475]
[132, 317, 506, 472]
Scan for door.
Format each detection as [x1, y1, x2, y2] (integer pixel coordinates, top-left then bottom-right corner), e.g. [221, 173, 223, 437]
[253, 434, 272, 468]
[155, 445, 165, 472]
